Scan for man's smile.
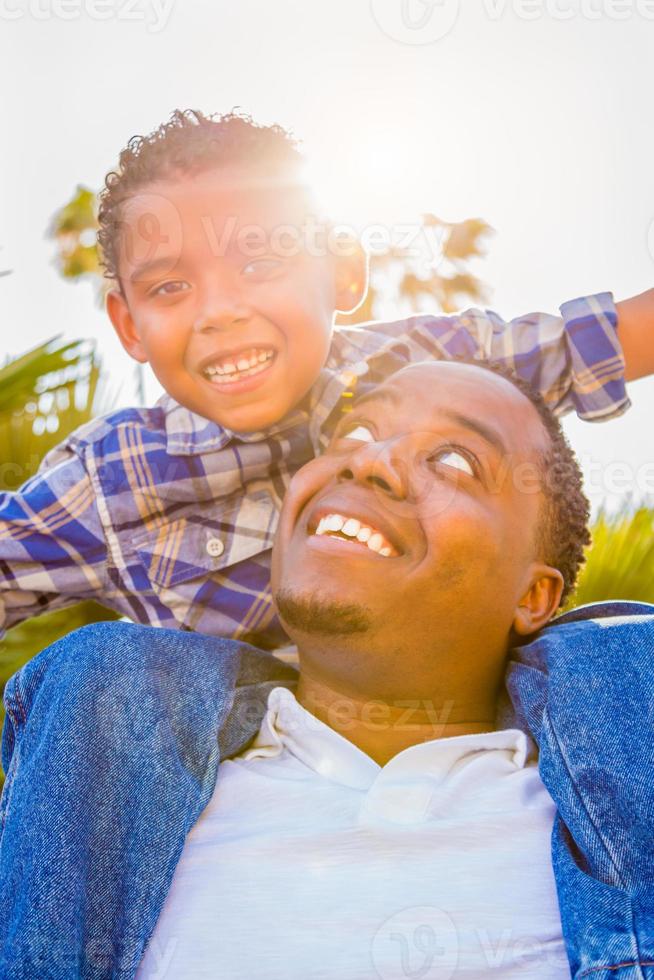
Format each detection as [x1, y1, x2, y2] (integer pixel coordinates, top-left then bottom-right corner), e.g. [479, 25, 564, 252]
[312, 513, 397, 557]
[303, 491, 411, 560]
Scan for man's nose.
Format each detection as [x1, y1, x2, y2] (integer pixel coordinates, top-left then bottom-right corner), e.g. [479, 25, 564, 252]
[338, 441, 408, 501]
[192, 280, 252, 333]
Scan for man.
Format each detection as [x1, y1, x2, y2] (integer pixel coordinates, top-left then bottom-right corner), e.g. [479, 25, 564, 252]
[1, 361, 653, 979]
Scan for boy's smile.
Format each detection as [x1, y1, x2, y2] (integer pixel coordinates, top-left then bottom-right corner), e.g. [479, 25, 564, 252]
[107, 169, 366, 433]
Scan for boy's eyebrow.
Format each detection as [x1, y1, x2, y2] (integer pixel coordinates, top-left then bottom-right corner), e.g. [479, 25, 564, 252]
[352, 388, 509, 456]
[129, 257, 180, 283]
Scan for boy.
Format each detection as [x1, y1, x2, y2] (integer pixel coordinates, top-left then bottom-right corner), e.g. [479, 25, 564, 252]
[0, 108, 651, 650]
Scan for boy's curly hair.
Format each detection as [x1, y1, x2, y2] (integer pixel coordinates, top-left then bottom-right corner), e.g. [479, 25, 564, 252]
[97, 109, 305, 281]
[452, 359, 591, 607]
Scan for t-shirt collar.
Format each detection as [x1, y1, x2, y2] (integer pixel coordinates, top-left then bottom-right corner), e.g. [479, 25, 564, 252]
[241, 686, 531, 794]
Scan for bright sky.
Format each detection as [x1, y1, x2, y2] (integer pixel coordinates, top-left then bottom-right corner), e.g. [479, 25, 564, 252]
[2, 0, 654, 513]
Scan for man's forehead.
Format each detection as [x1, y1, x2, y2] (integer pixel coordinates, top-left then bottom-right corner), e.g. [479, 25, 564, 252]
[354, 362, 549, 454]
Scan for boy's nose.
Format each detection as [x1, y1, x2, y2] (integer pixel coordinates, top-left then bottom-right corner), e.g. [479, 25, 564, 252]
[192, 287, 252, 332]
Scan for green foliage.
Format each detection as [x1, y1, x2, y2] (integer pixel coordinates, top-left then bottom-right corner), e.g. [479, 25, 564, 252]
[0, 336, 102, 490]
[49, 185, 104, 295]
[0, 338, 119, 782]
[566, 506, 654, 609]
[339, 213, 493, 326]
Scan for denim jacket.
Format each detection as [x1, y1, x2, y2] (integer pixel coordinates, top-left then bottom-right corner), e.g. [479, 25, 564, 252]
[1, 601, 653, 979]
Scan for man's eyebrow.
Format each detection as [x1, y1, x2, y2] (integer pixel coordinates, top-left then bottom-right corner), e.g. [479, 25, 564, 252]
[129, 258, 179, 284]
[350, 387, 403, 414]
[435, 409, 509, 456]
[351, 389, 509, 456]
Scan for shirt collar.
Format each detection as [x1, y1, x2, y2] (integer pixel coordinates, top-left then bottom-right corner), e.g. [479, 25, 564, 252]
[158, 393, 311, 457]
[158, 360, 367, 457]
[241, 686, 533, 795]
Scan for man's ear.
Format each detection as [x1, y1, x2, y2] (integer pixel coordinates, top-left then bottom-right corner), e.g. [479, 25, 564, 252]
[106, 289, 148, 364]
[512, 564, 565, 637]
[332, 237, 368, 315]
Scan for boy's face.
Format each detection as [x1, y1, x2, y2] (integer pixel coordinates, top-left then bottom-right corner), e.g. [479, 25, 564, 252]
[107, 169, 366, 433]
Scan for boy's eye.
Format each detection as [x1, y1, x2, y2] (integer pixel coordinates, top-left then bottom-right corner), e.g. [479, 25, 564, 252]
[242, 259, 284, 280]
[340, 423, 376, 444]
[152, 280, 190, 297]
[429, 448, 475, 476]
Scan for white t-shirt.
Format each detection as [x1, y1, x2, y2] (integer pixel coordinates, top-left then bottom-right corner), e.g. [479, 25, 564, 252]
[137, 686, 568, 979]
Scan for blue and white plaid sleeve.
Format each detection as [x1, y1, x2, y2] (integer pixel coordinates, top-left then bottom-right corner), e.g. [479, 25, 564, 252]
[337, 291, 628, 421]
[0, 452, 109, 636]
[461, 292, 627, 420]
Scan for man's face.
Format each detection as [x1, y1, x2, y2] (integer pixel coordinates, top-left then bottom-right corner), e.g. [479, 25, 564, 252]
[272, 362, 556, 697]
[107, 169, 364, 433]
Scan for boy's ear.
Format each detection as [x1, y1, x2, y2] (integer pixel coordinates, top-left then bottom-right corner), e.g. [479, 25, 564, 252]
[332, 237, 368, 315]
[106, 289, 148, 364]
[512, 564, 564, 638]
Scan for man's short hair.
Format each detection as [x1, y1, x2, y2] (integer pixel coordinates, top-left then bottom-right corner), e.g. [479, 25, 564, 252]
[452, 359, 590, 607]
[97, 108, 305, 281]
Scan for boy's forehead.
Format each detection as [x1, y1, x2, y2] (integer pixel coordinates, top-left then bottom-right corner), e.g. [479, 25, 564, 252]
[116, 170, 323, 277]
[120, 169, 317, 228]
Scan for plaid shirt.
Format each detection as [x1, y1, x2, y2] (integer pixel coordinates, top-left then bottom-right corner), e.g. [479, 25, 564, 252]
[0, 293, 626, 648]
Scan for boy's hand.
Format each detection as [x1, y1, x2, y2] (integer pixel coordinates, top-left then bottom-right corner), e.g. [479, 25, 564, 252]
[616, 288, 654, 382]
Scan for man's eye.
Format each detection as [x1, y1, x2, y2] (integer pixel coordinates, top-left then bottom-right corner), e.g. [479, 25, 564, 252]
[242, 259, 284, 280]
[152, 280, 189, 296]
[340, 423, 376, 443]
[431, 448, 475, 476]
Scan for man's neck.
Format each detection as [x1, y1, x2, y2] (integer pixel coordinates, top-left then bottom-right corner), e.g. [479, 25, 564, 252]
[295, 670, 498, 767]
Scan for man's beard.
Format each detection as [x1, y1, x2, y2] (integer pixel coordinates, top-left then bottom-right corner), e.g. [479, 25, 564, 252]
[275, 590, 372, 636]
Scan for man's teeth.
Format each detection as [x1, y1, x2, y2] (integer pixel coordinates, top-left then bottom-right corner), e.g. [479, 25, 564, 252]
[314, 514, 396, 557]
[203, 348, 275, 384]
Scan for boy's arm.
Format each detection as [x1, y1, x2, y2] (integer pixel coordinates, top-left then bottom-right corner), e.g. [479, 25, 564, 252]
[349, 291, 628, 420]
[0, 453, 109, 638]
[474, 291, 627, 420]
[614, 287, 654, 382]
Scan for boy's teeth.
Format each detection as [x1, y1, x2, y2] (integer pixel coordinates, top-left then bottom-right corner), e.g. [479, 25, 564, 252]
[313, 513, 397, 557]
[203, 348, 275, 383]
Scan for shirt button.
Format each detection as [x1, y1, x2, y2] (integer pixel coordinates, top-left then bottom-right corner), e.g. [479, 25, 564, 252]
[206, 537, 225, 559]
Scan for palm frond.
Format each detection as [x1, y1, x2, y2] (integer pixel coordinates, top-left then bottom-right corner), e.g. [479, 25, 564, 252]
[0, 337, 104, 489]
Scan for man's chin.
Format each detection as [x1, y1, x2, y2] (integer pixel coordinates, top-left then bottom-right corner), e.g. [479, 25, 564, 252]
[275, 589, 372, 637]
